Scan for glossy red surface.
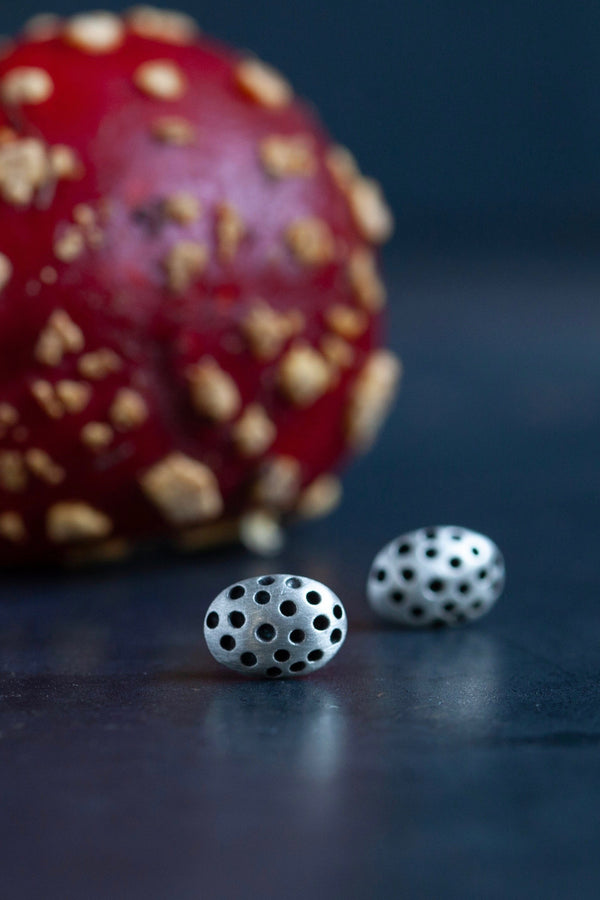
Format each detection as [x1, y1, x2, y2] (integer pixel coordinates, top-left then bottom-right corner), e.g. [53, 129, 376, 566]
[0, 16, 392, 562]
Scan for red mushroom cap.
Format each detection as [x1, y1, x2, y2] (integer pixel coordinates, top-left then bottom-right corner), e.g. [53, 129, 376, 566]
[0, 8, 400, 563]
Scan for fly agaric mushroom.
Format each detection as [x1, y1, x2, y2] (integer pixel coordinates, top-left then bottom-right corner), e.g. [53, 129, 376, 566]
[0, 7, 400, 563]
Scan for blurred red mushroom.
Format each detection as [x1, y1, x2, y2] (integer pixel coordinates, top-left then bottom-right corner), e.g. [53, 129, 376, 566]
[0, 8, 400, 563]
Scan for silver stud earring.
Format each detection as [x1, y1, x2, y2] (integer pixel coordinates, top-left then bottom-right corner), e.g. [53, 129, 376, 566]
[204, 574, 347, 677]
[367, 525, 505, 627]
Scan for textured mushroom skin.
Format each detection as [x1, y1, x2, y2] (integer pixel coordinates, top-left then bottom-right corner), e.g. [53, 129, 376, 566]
[0, 10, 399, 563]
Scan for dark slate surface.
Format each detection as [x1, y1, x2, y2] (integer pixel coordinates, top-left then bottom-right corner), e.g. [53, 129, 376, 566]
[1, 252, 599, 900]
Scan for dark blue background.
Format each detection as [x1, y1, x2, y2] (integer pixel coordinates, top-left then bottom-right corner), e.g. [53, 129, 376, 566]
[1, 5, 599, 900]
[2, 0, 600, 248]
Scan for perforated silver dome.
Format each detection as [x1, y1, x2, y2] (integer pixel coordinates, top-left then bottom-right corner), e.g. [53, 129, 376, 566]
[367, 526, 505, 627]
[204, 574, 347, 677]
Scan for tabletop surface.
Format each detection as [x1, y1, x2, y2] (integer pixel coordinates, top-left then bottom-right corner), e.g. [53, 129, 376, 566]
[1, 250, 598, 900]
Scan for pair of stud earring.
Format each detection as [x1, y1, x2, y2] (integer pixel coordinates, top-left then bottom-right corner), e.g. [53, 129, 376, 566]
[204, 525, 505, 679]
